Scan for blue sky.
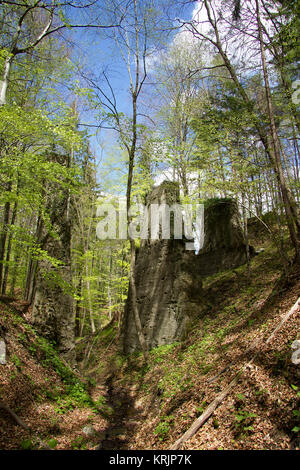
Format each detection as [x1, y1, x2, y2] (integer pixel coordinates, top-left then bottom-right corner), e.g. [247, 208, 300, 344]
[61, 1, 194, 188]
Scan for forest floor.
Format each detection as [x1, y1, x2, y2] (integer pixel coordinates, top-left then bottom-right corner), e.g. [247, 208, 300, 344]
[0, 300, 109, 450]
[85, 218, 300, 451]
[0, 218, 299, 450]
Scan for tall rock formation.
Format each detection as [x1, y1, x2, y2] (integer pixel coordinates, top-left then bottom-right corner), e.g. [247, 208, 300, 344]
[196, 198, 253, 277]
[122, 182, 203, 354]
[122, 184, 251, 354]
[32, 155, 75, 365]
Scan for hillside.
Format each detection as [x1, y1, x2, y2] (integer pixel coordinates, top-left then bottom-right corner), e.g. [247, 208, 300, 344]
[0, 301, 109, 450]
[0, 219, 299, 451]
[73, 219, 300, 450]
[83, 222, 299, 451]
[0, 218, 300, 449]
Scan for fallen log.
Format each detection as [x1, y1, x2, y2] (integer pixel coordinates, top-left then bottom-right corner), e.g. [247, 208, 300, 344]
[0, 402, 30, 430]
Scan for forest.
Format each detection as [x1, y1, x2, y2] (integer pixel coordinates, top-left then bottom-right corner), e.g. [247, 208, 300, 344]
[0, 0, 299, 454]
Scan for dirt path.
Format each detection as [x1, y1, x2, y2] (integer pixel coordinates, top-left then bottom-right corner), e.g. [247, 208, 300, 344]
[93, 376, 143, 450]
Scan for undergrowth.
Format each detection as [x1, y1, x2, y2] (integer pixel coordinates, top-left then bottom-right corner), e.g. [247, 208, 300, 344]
[10, 311, 99, 415]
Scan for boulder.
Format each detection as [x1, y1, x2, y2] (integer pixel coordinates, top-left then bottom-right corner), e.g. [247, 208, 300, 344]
[0, 339, 6, 365]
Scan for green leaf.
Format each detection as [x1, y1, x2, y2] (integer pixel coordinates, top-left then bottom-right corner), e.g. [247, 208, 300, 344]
[47, 438, 58, 449]
[20, 439, 34, 450]
[236, 393, 246, 401]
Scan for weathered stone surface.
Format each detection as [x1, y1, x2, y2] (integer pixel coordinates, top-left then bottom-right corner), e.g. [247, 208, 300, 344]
[122, 182, 203, 354]
[122, 186, 251, 355]
[32, 262, 75, 363]
[196, 198, 252, 277]
[32, 168, 75, 365]
[0, 339, 6, 365]
[82, 425, 98, 437]
[122, 238, 204, 354]
[291, 340, 300, 365]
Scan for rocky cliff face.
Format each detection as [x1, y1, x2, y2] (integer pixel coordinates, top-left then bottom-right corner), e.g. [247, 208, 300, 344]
[122, 182, 202, 354]
[122, 238, 203, 354]
[122, 184, 251, 355]
[32, 174, 75, 365]
[196, 198, 253, 277]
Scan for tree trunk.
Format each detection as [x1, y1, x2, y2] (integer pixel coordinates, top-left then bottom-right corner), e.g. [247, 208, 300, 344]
[0, 181, 12, 289]
[1, 199, 18, 295]
[256, 0, 300, 258]
[24, 215, 43, 302]
[0, 54, 13, 106]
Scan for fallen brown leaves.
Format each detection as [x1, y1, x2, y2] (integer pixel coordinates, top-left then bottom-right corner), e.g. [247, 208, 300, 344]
[0, 304, 108, 450]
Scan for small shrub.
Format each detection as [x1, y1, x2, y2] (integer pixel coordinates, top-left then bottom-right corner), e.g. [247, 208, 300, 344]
[11, 353, 22, 369]
[196, 400, 207, 414]
[47, 438, 58, 449]
[70, 435, 86, 450]
[20, 439, 34, 450]
[233, 393, 256, 437]
[154, 415, 174, 441]
[290, 385, 300, 434]
[233, 405, 256, 437]
[94, 395, 114, 417]
[150, 343, 179, 364]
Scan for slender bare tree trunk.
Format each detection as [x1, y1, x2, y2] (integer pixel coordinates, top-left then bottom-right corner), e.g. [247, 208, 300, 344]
[200, 0, 300, 259]
[241, 192, 250, 278]
[0, 55, 13, 106]
[75, 277, 82, 338]
[255, 0, 300, 258]
[85, 256, 96, 334]
[24, 215, 43, 302]
[123, 0, 149, 360]
[1, 199, 18, 295]
[0, 181, 12, 289]
[126, 95, 149, 359]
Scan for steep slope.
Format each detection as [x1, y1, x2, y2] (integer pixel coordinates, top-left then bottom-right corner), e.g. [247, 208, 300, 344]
[87, 220, 300, 450]
[0, 217, 299, 451]
[0, 301, 109, 450]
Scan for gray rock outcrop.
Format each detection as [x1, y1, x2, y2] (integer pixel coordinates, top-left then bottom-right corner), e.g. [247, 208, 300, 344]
[0, 339, 6, 365]
[122, 186, 251, 354]
[32, 158, 75, 365]
[196, 198, 253, 277]
[122, 182, 203, 354]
